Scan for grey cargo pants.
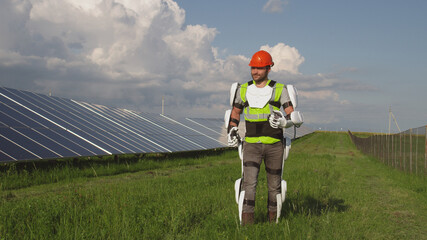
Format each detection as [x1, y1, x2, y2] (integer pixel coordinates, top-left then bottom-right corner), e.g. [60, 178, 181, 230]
[242, 141, 284, 213]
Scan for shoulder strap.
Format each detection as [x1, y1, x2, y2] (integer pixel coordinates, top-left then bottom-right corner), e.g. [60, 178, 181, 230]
[269, 82, 284, 108]
[240, 82, 249, 104]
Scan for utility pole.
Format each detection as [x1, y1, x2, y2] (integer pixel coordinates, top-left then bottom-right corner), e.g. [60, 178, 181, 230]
[389, 106, 391, 134]
[162, 96, 164, 115]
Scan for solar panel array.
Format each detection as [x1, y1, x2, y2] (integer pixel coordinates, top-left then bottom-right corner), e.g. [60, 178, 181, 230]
[0, 87, 313, 163]
[0, 87, 226, 163]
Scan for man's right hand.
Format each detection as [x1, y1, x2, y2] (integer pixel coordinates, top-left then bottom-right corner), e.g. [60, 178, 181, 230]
[227, 126, 240, 147]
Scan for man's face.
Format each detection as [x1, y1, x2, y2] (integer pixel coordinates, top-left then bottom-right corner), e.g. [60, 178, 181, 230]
[251, 67, 270, 83]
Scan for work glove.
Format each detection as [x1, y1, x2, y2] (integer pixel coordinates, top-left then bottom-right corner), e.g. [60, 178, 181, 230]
[227, 126, 240, 147]
[269, 110, 288, 129]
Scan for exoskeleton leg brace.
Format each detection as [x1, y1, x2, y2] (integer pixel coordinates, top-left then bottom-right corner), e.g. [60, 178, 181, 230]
[234, 142, 244, 223]
[273, 85, 302, 223]
[274, 85, 304, 222]
[275, 137, 291, 223]
[224, 82, 247, 224]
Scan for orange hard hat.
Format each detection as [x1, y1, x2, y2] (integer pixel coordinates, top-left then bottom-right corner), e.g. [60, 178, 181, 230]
[249, 50, 274, 67]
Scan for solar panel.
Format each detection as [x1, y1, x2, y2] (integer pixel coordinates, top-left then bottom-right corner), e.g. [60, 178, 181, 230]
[185, 118, 225, 136]
[76, 103, 200, 152]
[0, 87, 228, 162]
[160, 116, 226, 149]
[1, 91, 108, 160]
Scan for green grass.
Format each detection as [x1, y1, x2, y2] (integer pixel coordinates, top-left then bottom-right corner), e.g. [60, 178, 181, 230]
[0, 150, 230, 191]
[1, 132, 426, 239]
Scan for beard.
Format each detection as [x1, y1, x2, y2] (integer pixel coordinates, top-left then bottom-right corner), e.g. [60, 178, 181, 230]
[252, 73, 268, 83]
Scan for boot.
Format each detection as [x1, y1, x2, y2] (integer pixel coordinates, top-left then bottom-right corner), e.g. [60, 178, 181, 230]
[268, 211, 277, 223]
[241, 212, 254, 226]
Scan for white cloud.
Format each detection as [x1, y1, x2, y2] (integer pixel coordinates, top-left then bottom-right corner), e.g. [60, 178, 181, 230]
[263, 0, 289, 13]
[261, 43, 304, 74]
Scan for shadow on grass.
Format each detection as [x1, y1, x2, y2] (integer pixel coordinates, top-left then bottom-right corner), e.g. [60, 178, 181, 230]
[282, 195, 350, 217]
[254, 195, 350, 224]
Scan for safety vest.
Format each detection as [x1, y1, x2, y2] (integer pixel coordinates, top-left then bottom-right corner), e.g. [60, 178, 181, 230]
[240, 80, 284, 144]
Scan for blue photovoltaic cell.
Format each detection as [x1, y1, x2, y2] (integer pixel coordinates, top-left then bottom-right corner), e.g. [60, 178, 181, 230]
[185, 118, 224, 136]
[75, 102, 171, 153]
[40, 98, 138, 153]
[0, 150, 15, 162]
[179, 117, 224, 142]
[0, 101, 104, 157]
[133, 112, 209, 151]
[26, 89, 173, 154]
[0, 130, 40, 161]
[78, 103, 178, 151]
[2, 89, 122, 154]
[16, 128, 78, 158]
[0, 103, 58, 130]
[138, 112, 225, 150]
[52, 98, 158, 153]
[188, 118, 225, 134]
[121, 112, 201, 151]
[0, 127, 61, 159]
[184, 118, 226, 145]
[162, 116, 226, 148]
[36, 128, 102, 156]
[0, 109, 27, 128]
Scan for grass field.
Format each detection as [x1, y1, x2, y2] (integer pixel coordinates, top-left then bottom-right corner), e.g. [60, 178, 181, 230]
[1, 132, 426, 239]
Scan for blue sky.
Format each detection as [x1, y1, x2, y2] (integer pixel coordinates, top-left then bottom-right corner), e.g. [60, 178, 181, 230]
[176, 0, 427, 131]
[0, 0, 426, 132]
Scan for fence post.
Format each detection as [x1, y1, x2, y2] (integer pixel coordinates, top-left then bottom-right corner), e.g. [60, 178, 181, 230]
[387, 134, 389, 166]
[381, 135, 385, 164]
[396, 134, 398, 169]
[396, 134, 399, 169]
[400, 132, 403, 171]
[392, 133, 394, 168]
[415, 128, 418, 175]
[384, 135, 387, 164]
[374, 135, 377, 158]
[378, 133, 384, 163]
[379, 135, 381, 160]
[409, 129, 412, 173]
[379, 135, 382, 162]
[404, 132, 406, 172]
[396, 133, 399, 169]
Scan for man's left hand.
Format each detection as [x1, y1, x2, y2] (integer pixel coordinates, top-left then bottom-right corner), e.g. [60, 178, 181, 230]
[269, 110, 287, 129]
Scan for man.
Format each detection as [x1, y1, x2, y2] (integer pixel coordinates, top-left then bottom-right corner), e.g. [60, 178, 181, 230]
[227, 50, 302, 225]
